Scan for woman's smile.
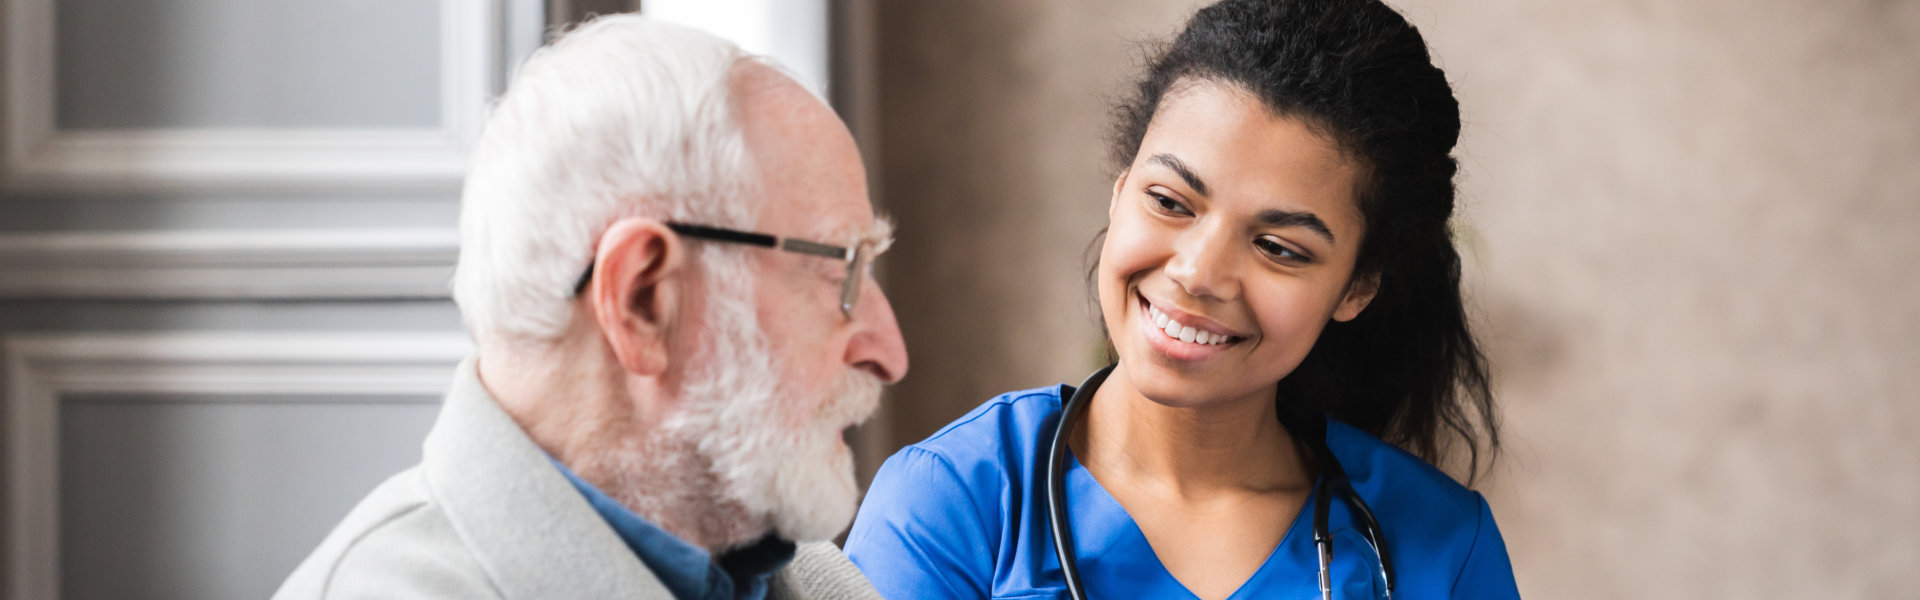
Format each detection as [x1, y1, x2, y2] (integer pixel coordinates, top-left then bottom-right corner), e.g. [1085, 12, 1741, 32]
[1136, 290, 1248, 361]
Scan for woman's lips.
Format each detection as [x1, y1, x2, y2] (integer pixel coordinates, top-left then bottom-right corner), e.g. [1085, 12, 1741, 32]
[1136, 293, 1244, 360]
[1139, 293, 1243, 345]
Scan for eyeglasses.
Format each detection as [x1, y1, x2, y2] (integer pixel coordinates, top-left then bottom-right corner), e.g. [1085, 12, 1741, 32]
[570, 221, 889, 319]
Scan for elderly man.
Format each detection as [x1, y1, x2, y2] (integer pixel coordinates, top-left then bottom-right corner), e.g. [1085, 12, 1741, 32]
[275, 16, 907, 600]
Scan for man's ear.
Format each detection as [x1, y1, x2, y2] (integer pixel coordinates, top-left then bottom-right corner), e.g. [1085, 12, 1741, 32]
[1331, 270, 1380, 323]
[587, 218, 686, 376]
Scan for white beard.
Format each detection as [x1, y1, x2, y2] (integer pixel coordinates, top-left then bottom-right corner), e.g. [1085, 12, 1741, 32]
[651, 251, 883, 545]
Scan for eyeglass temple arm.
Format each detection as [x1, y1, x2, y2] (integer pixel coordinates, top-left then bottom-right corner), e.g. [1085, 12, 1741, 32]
[780, 238, 853, 260]
[669, 222, 852, 260]
[573, 223, 855, 296]
[666, 223, 777, 247]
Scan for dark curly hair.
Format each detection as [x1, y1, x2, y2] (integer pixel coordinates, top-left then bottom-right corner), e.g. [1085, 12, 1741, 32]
[1104, 0, 1499, 482]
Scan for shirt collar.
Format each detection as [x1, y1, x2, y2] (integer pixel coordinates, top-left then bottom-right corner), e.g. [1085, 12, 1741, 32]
[548, 457, 796, 600]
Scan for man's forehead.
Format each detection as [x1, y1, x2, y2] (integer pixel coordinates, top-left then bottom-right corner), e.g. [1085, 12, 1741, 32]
[727, 60, 881, 247]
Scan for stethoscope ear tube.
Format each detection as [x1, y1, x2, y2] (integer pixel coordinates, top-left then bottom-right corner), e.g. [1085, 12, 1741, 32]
[1299, 408, 1396, 599]
[1047, 364, 1113, 600]
[1314, 478, 1335, 600]
[1342, 475, 1396, 597]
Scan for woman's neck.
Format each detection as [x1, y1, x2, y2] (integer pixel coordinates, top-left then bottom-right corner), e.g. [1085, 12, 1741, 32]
[1072, 362, 1311, 499]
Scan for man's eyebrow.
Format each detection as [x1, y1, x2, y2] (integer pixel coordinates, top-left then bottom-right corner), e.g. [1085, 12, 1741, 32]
[812, 215, 891, 246]
[1148, 153, 1209, 197]
[827, 215, 895, 256]
[866, 215, 895, 243]
[1258, 209, 1336, 246]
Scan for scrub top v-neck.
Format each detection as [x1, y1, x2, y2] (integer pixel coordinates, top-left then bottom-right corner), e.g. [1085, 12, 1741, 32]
[845, 386, 1521, 600]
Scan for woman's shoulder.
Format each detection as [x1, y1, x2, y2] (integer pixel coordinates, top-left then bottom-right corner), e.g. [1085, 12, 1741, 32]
[847, 387, 1070, 598]
[849, 386, 1064, 568]
[917, 385, 1065, 445]
[1323, 419, 1490, 541]
[892, 385, 1064, 480]
[1323, 421, 1519, 594]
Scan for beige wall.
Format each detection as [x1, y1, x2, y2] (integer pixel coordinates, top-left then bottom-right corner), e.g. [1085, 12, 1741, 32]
[1425, 1, 1920, 597]
[863, 0, 1920, 597]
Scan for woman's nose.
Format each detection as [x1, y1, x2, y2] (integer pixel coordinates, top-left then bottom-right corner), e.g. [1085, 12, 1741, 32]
[1163, 226, 1240, 301]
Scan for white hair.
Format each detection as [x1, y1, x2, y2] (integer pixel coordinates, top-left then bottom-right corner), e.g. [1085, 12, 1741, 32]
[453, 15, 762, 343]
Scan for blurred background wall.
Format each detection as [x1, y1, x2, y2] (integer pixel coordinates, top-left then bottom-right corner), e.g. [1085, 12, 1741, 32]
[853, 0, 1920, 597]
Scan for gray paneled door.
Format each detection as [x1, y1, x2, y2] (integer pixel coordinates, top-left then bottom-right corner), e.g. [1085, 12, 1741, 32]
[0, 1, 541, 598]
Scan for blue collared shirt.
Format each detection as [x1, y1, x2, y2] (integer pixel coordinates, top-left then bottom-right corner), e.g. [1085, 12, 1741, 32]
[845, 385, 1522, 599]
[550, 458, 795, 600]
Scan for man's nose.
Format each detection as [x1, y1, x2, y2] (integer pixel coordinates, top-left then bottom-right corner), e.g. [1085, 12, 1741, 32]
[845, 280, 909, 384]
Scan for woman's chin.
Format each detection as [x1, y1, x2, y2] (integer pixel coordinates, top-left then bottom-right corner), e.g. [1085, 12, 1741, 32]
[1116, 350, 1290, 413]
[1113, 361, 1216, 409]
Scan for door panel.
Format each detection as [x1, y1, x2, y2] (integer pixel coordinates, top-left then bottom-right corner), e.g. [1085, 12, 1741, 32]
[58, 397, 440, 600]
[0, 0, 530, 597]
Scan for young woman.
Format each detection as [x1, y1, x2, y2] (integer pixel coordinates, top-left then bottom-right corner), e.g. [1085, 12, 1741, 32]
[845, 1, 1519, 598]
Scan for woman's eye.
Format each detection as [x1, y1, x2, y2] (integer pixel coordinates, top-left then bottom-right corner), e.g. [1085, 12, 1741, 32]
[1148, 192, 1191, 216]
[1255, 238, 1310, 263]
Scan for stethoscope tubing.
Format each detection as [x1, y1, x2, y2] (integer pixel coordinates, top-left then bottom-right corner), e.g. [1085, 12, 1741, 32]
[1045, 364, 1110, 600]
[1045, 364, 1395, 600]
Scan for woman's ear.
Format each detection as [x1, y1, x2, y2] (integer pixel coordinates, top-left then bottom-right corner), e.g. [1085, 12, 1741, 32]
[1332, 270, 1379, 323]
[1109, 168, 1130, 217]
[587, 218, 686, 376]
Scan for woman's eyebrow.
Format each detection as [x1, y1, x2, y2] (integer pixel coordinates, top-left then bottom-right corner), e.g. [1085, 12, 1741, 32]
[1148, 152, 1334, 245]
[1258, 209, 1336, 246]
[1148, 153, 1209, 196]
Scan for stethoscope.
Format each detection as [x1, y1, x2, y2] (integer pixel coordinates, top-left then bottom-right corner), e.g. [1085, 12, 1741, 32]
[1045, 365, 1397, 600]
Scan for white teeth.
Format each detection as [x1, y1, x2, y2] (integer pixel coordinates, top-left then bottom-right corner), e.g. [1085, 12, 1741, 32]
[1147, 301, 1234, 346]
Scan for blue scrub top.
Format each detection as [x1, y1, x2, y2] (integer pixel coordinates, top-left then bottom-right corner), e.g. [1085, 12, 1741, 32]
[846, 386, 1521, 599]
